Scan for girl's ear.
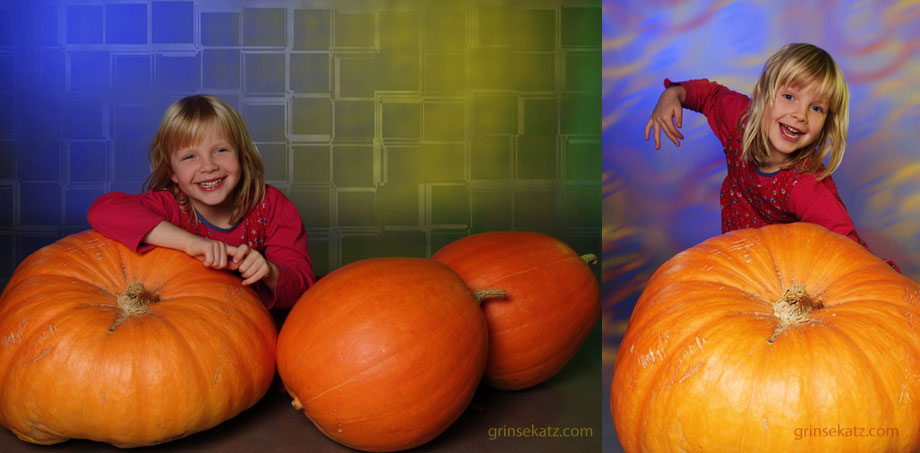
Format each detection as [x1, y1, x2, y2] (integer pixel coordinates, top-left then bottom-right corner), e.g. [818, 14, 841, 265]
[169, 172, 177, 184]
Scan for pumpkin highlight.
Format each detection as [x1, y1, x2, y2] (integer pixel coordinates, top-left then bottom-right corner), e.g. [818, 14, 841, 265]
[432, 231, 600, 390]
[276, 257, 488, 452]
[0, 230, 277, 447]
[610, 223, 920, 452]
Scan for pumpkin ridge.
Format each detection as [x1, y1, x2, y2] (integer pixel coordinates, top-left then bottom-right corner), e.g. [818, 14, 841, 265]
[434, 232, 537, 265]
[465, 254, 585, 289]
[626, 311, 729, 446]
[137, 308, 218, 424]
[75, 237, 135, 291]
[303, 347, 409, 406]
[803, 317, 903, 438]
[0, 278, 115, 402]
[760, 311, 904, 447]
[652, 247, 779, 306]
[624, 281, 771, 337]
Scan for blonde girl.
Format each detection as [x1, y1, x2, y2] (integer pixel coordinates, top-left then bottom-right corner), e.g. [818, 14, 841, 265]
[644, 43, 897, 271]
[89, 95, 316, 309]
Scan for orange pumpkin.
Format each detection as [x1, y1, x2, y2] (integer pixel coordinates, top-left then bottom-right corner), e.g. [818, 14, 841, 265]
[432, 231, 600, 390]
[611, 223, 920, 452]
[0, 230, 277, 447]
[276, 258, 488, 452]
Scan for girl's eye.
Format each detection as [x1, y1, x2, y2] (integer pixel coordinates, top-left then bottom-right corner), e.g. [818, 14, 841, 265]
[180, 154, 194, 161]
[783, 93, 793, 100]
[811, 105, 825, 113]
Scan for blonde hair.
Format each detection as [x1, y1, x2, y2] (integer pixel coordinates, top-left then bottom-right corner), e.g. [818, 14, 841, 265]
[144, 95, 265, 224]
[741, 43, 849, 180]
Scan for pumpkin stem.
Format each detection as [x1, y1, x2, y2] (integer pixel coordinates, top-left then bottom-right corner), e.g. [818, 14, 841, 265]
[581, 253, 598, 264]
[767, 284, 823, 343]
[109, 283, 159, 332]
[472, 289, 507, 304]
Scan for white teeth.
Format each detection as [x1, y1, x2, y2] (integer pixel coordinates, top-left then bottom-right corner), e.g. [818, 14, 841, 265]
[199, 179, 222, 188]
[781, 124, 802, 137]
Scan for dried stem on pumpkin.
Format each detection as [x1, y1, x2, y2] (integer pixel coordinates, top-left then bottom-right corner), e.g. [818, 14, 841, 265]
[109, 283, 159, 332]
[767, 284, 823, 343]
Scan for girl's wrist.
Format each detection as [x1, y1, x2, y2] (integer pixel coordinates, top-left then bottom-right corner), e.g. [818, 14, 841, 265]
[667, 84, 686, 103]
[264, 261, 280, 291]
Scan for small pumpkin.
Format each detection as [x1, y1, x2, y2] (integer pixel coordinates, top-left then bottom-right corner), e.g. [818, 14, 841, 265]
[611, 223, 920, 452]
[432, 231, 600, 390]
[0, 230, 277, 447]
[276, 258, 489, 452]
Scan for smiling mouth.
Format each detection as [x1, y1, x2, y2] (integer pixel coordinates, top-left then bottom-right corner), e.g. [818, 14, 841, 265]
[198, 178, 223, 189]
[779, 123, 804, 139]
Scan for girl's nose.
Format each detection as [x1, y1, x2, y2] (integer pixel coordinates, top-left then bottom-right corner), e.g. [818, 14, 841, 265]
[199, 155, 219, 171]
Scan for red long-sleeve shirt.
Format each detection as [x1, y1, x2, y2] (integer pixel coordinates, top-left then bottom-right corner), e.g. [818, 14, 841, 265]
[669, 78, 898, 271]
[88, 185, 316, 310]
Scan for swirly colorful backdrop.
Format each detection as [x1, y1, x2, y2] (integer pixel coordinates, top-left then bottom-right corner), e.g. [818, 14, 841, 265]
[603, 1, 920, 450]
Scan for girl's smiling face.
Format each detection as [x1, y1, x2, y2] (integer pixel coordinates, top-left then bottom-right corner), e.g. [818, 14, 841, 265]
[169, 122, 241, 224]
[763, 82, 828, 171]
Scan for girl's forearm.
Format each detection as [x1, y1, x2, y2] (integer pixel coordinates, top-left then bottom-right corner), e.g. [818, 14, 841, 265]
[142, 220, 199, 254]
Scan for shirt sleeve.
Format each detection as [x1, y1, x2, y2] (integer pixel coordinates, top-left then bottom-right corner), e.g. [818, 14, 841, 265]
[665, 78, 751, 149]
[788, 175, 867, 245]
[788, 177, 901, 272]
[87, 190, 182, 252]
[261, 186, 316, 310]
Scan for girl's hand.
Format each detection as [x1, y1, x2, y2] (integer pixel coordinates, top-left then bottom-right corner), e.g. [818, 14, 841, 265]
[184, 236, 230, 269]
[644, 85, 686, 149]
[228, 244, 278, 287]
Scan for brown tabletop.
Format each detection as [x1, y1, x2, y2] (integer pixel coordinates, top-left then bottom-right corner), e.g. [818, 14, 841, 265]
[0, 325, 601, 453]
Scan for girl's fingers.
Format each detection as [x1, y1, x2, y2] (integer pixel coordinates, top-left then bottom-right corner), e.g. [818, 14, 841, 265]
[662, 114, 683, 147]
[664, 125, 680, 147]
[215, 243, 227, 269]
[229, 244, 248, 270]
[238, 251, 261, 276]
[671, 110, 684, 139]
[241, 264, 267, 286]
[204, 246, 217, 267]
[644, 118, 654, 141]
[218, 246, 229, 269]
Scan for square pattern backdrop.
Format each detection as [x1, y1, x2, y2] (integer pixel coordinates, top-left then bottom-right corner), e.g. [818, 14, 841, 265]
[0, 0, 602, 288]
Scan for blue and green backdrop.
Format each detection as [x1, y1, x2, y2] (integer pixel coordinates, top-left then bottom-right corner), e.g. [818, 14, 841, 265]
[0, 0, 601, 290]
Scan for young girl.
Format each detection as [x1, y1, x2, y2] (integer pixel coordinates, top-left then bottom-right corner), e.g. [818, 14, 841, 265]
[88, 95, 316, 309]
[644, 42, 898, 271]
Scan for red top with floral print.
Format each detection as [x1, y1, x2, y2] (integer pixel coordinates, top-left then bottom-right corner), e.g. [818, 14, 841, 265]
[667, 78, 898, 271]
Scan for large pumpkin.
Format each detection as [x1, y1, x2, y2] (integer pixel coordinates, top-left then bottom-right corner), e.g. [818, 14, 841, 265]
[0, 230, 277, 447]
[611, 222, 920, 452]
[432, 231, 600, 390]
[276, 258, 489, 452]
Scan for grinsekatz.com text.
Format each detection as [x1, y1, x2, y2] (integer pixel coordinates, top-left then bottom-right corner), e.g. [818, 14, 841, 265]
[487, 424, 593, 441]
[794, 425, 898, 440]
